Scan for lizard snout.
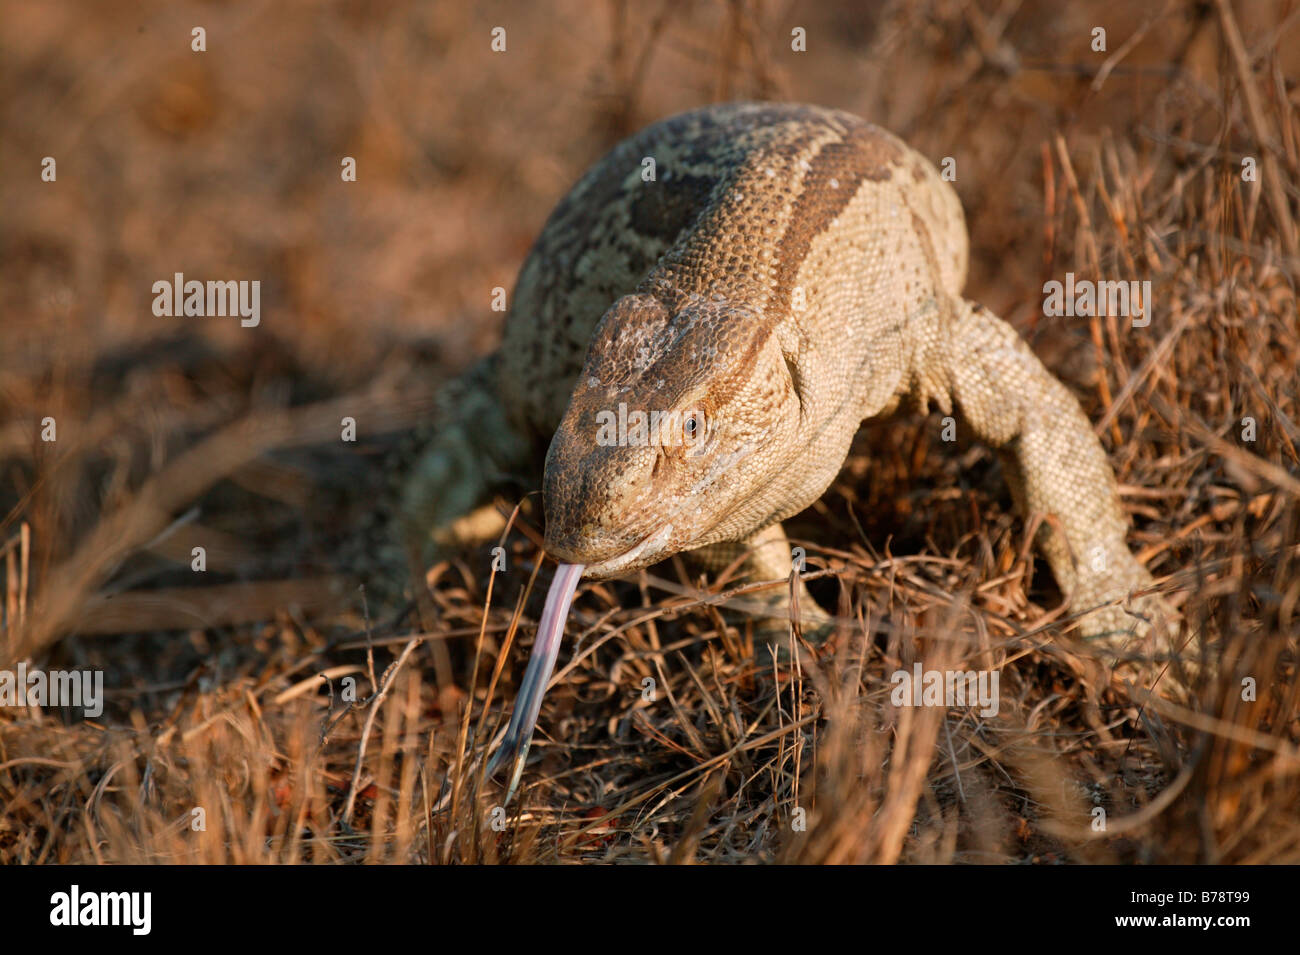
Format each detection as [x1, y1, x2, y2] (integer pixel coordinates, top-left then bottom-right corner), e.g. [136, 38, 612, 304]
[545, 523, 676, 578]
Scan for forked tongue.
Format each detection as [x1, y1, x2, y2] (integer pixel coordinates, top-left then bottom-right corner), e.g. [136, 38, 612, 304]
[486, 561, 584, 802]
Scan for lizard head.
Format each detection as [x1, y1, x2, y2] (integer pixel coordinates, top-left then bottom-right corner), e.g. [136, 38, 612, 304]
[489, 291, 804, 802]
[541, 291, 802, 578]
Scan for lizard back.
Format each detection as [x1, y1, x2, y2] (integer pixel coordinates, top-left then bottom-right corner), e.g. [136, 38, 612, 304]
[497, 102, 968, 453]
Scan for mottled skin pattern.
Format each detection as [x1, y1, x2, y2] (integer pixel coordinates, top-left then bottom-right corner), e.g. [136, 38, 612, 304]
[399, 102, 1174, 665]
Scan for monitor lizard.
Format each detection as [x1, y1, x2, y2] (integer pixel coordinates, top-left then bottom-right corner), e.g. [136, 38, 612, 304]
[392, 103, 1179, 799]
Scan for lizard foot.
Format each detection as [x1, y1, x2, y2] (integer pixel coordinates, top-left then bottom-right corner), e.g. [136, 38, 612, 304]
[686, 524, 836, 664]
[739, 586, 837, 663]
[1076, 586, 1198, 699]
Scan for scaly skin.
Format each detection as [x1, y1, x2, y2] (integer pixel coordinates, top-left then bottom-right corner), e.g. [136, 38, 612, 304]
[401, 102, 1178, 688]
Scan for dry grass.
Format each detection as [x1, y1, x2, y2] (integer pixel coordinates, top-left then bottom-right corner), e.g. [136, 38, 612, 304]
[1, 0, 1297, 864]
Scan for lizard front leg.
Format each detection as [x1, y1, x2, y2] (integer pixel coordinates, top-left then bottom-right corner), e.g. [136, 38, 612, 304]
[396, 354, 533, 568]
[687, 522, 835, 658]
[933, 299, 1181, 673]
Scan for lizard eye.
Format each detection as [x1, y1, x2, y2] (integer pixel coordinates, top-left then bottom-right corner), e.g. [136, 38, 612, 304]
[683, 412, 701, 439]
[681, 410, 707, 455]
